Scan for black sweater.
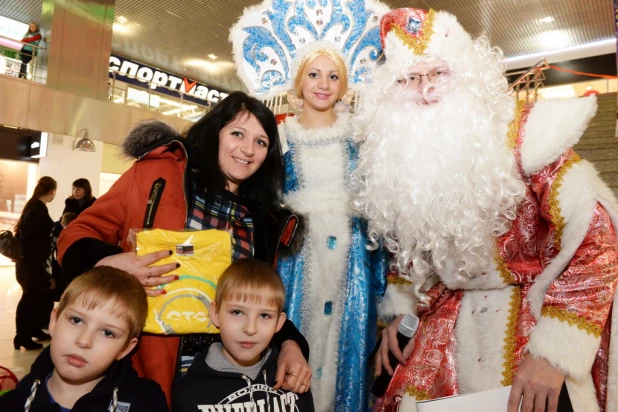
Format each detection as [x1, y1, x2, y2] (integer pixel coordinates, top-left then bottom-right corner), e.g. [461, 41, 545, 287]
[173, 344, 314, 412]
[0, 347, 169, 411]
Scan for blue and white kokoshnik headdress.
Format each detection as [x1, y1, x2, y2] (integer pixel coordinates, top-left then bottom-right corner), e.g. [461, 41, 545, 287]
[230, 0, 390, 99]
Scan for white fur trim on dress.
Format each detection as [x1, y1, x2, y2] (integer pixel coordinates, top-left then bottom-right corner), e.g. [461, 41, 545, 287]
[278, 123, 290, 155]
[527, 315, 601, 382]
[520, 96, 597, 176]
[527, 161, 600, 318]
[379, 283, 417, 322]
[280, 114, 353, 411]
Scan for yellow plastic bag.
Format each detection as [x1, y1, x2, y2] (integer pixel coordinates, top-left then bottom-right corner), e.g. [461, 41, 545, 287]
[135, 228, 232, 334]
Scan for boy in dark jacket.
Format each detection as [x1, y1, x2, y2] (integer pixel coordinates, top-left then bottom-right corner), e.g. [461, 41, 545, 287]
[173, 259, 314, 411]
[0, 266, 168, 411]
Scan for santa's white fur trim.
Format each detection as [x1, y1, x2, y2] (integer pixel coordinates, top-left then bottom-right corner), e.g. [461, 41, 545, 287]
[527, 161, 599, 318]
[455, 288, 513, 393]
[527, 315, 600, 381]
[379, 283, 417, 322]
[438, 257, 508, 290]
[565, 375, 600, 411]
[400, 394, 419, 412]
[520, 96, 597, 176]
[607, 293, 618, 411]
[424, 12, 473, 67]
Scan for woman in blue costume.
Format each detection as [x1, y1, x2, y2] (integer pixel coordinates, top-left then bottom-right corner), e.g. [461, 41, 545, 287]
[230, 1, 390, 408]
[277, 47, 387, 411]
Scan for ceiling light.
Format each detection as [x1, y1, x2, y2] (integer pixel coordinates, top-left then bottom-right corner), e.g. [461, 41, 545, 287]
[505, 38, 615, 70]
[113, 22, 128, 33]
[537, 16, 554, 24]
[208, 54, 218, 60]
[116, 15, 127, 24]
[73, 129, 96, 152]
[538, 30, 570, 49]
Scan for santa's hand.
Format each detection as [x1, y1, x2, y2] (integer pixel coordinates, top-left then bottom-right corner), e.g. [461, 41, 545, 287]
[375, 315, 415, 376]
[507, 355, 565, 412]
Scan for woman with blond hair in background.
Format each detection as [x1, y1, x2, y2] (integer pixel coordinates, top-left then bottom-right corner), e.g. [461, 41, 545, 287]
[18, 22, 41, 79]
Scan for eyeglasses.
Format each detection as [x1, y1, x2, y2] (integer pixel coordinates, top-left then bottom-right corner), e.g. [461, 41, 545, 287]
[396, 69, 451, 89]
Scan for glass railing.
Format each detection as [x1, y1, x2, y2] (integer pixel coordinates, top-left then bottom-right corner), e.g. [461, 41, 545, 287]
[108, 69, 210, 122]
[0, 34, 45, 83]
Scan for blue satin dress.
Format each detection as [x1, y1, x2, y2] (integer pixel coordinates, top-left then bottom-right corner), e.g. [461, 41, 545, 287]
[277, 114, 387, 411]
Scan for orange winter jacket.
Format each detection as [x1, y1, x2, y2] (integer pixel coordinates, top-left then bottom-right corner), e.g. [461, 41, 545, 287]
[58, 138, 190, 408]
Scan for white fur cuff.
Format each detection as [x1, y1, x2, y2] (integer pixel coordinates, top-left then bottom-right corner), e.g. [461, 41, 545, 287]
[379, 282, 417, 323]
[527, 314, 601, 381]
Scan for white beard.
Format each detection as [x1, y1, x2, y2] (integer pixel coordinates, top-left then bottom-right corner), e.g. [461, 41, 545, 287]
[354, 88, 525, 300]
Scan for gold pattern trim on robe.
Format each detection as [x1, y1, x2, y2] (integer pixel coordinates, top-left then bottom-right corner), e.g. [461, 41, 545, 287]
[392, 9, 436, 55]
[548, 153, 582, 250]
[387, 276, 413, 286]
[507, 100, 526, 151]
[494, 243, 515, 284]
[404, 386, 431, 401]
[501, 286, 521, 386]
[541, 306, 603, 338]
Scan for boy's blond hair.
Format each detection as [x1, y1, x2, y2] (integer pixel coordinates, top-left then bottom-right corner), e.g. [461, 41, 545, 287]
[56, 266, 147, 339]
[61, 212, 77, 227]
[215, 259, 285, 312]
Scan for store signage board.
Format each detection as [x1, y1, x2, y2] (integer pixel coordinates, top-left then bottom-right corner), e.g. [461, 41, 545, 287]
[109, 55, 228, 106]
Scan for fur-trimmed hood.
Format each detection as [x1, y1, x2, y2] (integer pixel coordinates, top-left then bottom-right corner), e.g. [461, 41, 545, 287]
[121, 120, 182, 159]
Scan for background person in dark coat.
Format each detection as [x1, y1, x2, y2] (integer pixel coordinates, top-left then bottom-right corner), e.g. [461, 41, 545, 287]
[13, 176, 57, 350]
[62, 178, 96, 216]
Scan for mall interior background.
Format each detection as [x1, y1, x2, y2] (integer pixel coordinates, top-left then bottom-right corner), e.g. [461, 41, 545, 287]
[0, 0, 616, 373]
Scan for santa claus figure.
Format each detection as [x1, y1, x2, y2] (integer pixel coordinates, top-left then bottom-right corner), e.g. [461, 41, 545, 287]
[354, 8, 618, 412]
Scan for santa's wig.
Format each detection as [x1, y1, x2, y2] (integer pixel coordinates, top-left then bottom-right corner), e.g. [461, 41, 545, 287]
[354, 9, 525, 303]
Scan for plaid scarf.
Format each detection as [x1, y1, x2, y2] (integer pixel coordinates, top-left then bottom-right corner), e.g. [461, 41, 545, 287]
[178, 188, 256, 378]
[186, 190, 254, 261]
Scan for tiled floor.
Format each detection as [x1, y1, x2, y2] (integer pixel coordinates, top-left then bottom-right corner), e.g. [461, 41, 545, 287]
[0, 265, 50, 380]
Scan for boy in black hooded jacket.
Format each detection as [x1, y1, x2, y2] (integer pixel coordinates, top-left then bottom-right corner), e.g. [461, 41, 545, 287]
[0, 266, 168, 411]
[173, 259, 313, 411]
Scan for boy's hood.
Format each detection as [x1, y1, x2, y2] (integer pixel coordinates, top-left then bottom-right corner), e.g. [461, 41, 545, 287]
[187, 342, 279, 381]
[23, 346, 137, 400]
